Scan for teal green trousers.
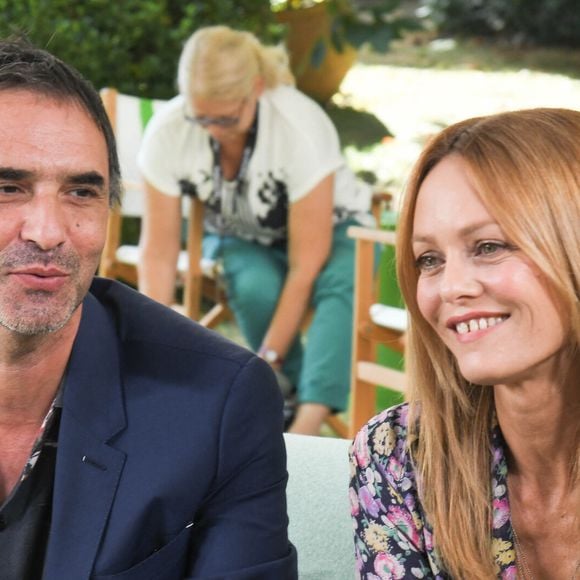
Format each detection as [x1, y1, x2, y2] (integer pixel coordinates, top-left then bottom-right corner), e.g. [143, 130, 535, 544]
[204, 221, 356, 412]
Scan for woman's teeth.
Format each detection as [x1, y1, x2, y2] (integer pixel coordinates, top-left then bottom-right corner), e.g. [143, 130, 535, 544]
[456, 316, 507, 335]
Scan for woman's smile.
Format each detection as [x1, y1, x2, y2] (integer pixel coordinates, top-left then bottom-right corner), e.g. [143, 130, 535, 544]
[412, 155, 568, 386]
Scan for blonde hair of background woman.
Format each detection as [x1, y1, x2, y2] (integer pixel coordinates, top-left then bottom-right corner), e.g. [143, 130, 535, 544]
[178, 25, 295, 102]
[395, 108, 580, 579]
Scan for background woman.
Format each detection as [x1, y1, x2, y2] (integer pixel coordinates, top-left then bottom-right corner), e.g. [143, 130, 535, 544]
[138, 26, 373, 435]
[350, 108, 579, 578]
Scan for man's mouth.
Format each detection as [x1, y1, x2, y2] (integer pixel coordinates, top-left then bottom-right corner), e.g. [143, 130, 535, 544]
[10, 264, 68, 276]
[9, 267, 70, 291]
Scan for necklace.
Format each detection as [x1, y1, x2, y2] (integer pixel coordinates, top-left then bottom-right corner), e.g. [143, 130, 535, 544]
[209, 104, 259, 203]
[512, 525, 580, 580]
[512, 526, 535, 580]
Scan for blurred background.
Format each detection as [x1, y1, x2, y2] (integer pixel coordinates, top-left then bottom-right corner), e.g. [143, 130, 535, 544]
[4, 0, 578, 419]
[2, 0, 578, 197]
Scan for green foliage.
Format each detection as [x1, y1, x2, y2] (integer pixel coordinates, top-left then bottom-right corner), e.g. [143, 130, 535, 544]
[325, 103, 392, 149]
[0, 0, 281, 99]
[333, 0, 421, 53]
[423, 0, 580, 48]
[274, 0, 421, 62]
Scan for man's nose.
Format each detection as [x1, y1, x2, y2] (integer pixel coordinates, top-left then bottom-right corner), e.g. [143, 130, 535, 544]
[20, 195, 67, 251]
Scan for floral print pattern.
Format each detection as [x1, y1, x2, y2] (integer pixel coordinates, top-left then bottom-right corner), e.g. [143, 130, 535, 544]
[19, 395, 59, 484]
[349, 403, 518, 578]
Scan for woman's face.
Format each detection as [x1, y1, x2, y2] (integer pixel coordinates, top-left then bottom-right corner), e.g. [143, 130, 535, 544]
[412, 154, 568, 386]
[190, 87, 258, 145]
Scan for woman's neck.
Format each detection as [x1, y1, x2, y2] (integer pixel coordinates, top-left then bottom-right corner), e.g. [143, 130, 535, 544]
[494, 361, 579, 489]
[214, 130, 252, 181]
[219, 135, 246, 157]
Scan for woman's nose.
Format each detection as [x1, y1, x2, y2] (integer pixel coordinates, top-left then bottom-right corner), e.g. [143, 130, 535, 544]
[439, 256, 482, 303]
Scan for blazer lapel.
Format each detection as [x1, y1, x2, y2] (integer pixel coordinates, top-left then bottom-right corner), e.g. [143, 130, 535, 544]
[43, 291, 127, 580]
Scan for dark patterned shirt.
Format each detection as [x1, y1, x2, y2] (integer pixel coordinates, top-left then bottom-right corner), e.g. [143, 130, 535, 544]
[0, 396, 61, 579]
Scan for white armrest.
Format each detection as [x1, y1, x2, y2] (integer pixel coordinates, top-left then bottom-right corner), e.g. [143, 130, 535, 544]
[116, 244, 140, 265]
[116, 245, 217, 279]
[177, 253, 217, 278]
[369, 303, 408, 332]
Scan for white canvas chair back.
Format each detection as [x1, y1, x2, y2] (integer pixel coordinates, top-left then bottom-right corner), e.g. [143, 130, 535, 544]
[99, 88, 167, 284]
[103, 88, 167, 217]
[99, 88, 226, 323]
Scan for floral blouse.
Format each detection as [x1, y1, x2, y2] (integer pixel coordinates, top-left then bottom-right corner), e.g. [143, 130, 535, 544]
[349, 403, 518, 579]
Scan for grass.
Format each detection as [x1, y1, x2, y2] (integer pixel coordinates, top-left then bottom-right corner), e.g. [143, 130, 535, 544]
[361, 33, 580, 79]
[334, 33, 580, 198]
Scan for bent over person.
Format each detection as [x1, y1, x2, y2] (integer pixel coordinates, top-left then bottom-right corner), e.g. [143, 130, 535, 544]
[0, 40, 296, 579]
[137, 26, 375, 436]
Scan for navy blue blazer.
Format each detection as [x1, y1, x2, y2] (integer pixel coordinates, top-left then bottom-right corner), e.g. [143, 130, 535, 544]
[42, 278, 297, 579]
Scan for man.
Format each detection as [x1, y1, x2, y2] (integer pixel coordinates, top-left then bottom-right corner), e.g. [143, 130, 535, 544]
[0, 41, 296, 579]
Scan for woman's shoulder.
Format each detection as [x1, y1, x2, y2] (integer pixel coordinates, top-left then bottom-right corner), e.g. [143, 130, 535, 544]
[355, 402, 412, 444]
[264, 84, 323, 112]
[138, 94, 210, 176]
[350, 402, 413, 472]
[262, 85, 338, 136]
[142, 94, 190, 138]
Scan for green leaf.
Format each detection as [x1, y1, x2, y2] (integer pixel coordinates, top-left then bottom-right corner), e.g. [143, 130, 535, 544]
[330, 19, 347, 52]
[310, 38, 327, 68]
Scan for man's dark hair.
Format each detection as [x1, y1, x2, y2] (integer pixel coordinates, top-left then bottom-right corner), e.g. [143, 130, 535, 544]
[0, 39, 121, 205]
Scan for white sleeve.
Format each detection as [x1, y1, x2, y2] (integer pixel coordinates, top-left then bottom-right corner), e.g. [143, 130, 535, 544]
[268, 88, 345, 203]
[137, 98, 187, 198]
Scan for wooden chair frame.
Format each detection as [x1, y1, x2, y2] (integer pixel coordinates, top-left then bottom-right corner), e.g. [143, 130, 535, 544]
[98, 87, 229, 325]
[347, 225, 406, 438]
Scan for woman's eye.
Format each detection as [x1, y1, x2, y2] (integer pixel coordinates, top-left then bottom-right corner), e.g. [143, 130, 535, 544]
[415, 253, 442, 272]
[475, 241, 506, 256]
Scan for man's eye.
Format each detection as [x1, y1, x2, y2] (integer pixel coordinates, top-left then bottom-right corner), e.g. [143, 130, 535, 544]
[415, 253, 442, 272]
[0, 185, 22, 195]
[70, 188, 97, 199]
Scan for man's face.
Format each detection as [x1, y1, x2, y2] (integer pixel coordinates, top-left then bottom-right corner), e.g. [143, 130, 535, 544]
[0, 90, 109, 336]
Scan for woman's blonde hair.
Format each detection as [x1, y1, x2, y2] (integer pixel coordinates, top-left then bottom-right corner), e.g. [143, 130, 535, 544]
[177, 25, 294, 101]
[396, 108, 580, 579]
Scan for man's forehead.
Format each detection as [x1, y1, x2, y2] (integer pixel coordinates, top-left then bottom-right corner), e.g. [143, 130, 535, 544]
[0, 87, 98, 126]
[0, 90, 109, 180]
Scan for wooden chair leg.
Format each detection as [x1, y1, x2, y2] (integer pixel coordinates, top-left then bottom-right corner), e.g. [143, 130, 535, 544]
[325, 414, 349, 439]
[184, 196, 205, 321]
[199, 303, 232, 329]
[349, 378, 377, 439]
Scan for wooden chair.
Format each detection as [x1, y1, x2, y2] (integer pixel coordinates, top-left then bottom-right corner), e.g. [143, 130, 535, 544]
[346, 225, 407, 438]
[98, 88, 229, 325]
[100, 90, 401, 433]
[323, 193, 407, 439]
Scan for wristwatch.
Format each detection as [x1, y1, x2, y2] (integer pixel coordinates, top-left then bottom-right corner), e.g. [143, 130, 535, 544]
[258, 346, 284, 366]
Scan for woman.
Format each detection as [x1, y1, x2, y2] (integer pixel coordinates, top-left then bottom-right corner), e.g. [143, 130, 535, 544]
[350, 108, 579, 578]
[137, 26, 373, 435]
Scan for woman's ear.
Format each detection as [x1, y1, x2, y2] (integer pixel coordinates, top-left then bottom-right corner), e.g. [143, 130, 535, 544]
[254, 76, 265, 97]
